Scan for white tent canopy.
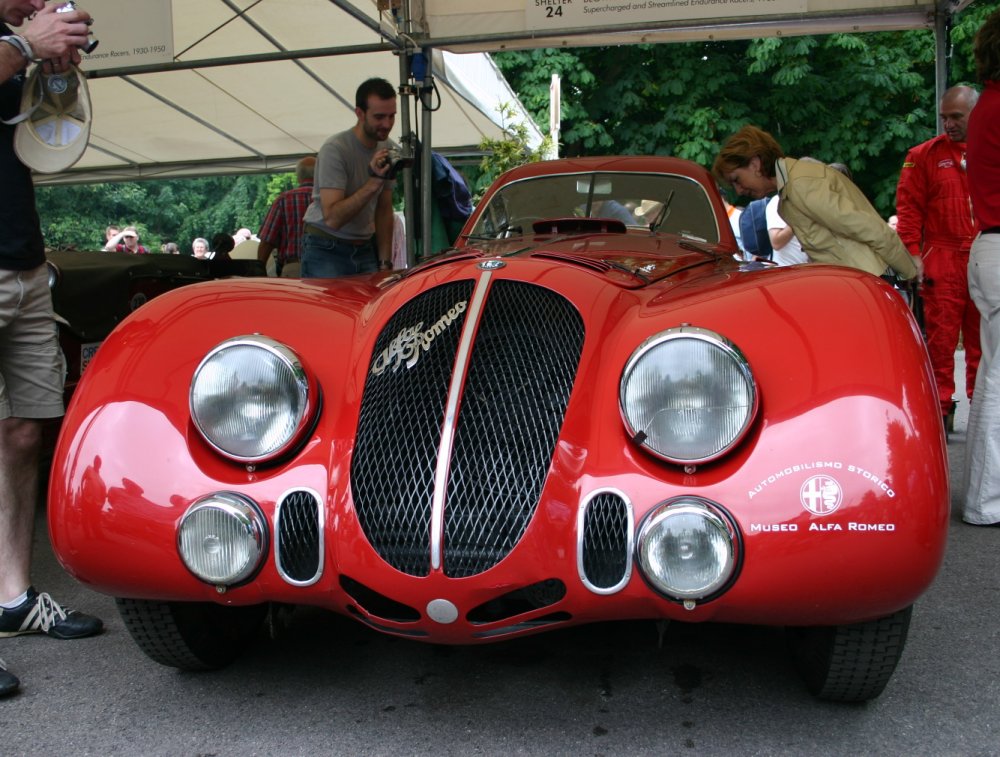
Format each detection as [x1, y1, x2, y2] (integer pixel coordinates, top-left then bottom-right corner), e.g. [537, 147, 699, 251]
[24, 0, 545, 186]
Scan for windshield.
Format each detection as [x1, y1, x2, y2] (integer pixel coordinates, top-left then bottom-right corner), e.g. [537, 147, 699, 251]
[468, 171, 721, 243]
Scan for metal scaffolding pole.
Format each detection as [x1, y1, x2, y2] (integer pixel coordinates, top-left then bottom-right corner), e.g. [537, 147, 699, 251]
[396, 1, 418, 266]
[934, 7, 950, 135]
[420, 47, 434, 264]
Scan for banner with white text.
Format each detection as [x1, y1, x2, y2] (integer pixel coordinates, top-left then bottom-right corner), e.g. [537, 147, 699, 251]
[525, 0, 807, 30]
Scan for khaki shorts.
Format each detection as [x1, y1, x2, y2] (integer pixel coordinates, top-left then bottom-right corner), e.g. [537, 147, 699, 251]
[0, 264, 65, 420]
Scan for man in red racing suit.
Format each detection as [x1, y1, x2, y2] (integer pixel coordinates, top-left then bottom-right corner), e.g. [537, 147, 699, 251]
[896, 85, 982, 430]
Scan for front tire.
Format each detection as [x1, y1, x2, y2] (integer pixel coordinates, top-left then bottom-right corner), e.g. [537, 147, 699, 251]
[787, 605, 913, 702]
[116, 598, 267, 671]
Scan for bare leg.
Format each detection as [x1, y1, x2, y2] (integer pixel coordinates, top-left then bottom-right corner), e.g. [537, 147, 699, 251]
[0, 416, 41, 602]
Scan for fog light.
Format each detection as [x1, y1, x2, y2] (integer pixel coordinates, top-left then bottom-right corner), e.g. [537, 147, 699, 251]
[178, 493, 267, 586]
[637, 498, 737, 602]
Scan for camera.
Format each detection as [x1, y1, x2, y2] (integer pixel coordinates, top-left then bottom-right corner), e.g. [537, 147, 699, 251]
[384, 148, 414, 179]
[56, 1, 99, 54]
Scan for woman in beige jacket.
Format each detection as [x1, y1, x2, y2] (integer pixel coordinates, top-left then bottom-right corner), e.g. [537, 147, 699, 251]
[712, 125, 921, 282]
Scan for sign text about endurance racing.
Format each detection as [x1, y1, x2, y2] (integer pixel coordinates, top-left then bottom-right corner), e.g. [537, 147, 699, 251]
[20, 0, 174, 72]
[526, 0, 806, 28]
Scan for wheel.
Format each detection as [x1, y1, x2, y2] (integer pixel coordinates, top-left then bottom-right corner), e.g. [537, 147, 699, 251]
[116, 598, 267, 671]
[787, 605, 912, 702]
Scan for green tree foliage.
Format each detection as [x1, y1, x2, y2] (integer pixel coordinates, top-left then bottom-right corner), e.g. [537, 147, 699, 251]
[36, 173, 278, 252]
[475, 102, 553, 201]
[494, 0, 1000, 216]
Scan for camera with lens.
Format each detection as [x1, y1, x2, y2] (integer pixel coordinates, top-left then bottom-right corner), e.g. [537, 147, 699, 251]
[383, 148, 414, 179]
[56, 1, 99, 54]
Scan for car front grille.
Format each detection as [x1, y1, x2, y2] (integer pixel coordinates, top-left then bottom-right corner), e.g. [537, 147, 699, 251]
[352, 277, 585, 578]
[275, 489, 322, 584]
[580, 492, 631, 592]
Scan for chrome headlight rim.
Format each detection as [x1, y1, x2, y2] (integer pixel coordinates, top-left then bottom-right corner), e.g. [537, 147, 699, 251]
[619, 326, 758, 465]
[177, 492, 269, 587]
[190, 334, 313, 464]
[636, 497, 742, 604]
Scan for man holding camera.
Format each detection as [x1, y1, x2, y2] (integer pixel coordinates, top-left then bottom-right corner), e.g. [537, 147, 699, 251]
[300, 77, 398, 278]
[0, 0, 103, 698]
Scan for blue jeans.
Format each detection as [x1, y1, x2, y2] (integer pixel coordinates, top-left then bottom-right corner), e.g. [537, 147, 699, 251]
[301, 233, 376, 279]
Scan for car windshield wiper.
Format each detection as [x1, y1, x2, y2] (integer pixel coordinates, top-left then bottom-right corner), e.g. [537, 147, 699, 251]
[649, 190, 675, 232]
[462, 222, 523, 240]
[604, 259, 651, 284]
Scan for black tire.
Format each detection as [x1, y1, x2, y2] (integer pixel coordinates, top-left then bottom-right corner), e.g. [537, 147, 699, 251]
[116, 598, 267, 671]
[787, 605, 913, 703]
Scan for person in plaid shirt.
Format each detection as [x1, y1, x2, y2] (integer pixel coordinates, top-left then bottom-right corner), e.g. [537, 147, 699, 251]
[257, 156, 315, 277]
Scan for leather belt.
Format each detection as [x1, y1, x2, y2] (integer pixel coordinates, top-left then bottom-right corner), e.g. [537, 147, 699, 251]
[304, 224, 370, 246]
[981, 227, 1000, 235]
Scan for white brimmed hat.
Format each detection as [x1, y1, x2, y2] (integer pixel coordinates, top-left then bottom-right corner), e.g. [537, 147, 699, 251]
[12, 65, 91, 174]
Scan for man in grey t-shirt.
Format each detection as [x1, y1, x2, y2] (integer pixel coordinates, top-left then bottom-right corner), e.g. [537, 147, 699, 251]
[301, 77, 398, 278]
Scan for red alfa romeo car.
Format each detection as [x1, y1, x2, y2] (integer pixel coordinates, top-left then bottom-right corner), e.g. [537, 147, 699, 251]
[48, 156, 948, 702]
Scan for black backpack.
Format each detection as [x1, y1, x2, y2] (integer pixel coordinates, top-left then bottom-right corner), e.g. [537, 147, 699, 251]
[738, 197, 773, 260]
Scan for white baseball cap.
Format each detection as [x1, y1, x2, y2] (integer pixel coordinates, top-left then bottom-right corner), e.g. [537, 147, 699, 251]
[13, 65, 92, 174]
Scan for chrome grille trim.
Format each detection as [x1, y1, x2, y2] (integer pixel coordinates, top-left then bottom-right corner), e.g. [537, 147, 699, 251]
[577, 489, 633, 594]
[430, 270, 494, 571]
[274, 487, 324, 586]
[353, 280, 475, 576]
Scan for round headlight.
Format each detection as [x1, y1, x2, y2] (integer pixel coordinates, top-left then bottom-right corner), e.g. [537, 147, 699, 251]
[177, 493, 268, 586]
[637, 499, 738, 601]
[190, 335, 312, 463]
[620, 327, 757, 464]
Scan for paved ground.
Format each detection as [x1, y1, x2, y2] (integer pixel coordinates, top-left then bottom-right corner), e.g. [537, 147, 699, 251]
[1, 352, 996, 756]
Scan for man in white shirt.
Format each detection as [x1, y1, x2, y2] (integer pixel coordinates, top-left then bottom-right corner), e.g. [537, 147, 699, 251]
[765, 195, 809, 266]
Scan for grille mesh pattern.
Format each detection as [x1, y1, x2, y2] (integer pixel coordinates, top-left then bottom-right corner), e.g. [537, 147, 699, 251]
[581, 493, 630, 590]
[276, 490, 321, 583]
[352, 281, 475, 576]
[443, 281, 584, 577]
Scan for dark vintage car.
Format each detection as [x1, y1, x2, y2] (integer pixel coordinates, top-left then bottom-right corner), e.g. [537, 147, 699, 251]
[47, 157, 948, 702]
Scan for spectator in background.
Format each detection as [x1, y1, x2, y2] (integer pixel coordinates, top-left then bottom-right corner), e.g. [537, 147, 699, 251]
[888, 215, 900, 232]
[161, 242, 179, 255]
[104, 226, 147, 254]
[828, 162, 854, 181]
[211, 233, 234, 260]
[964, 8, 1000, 526]
[896, 85, 981, 432]
[103, 224, 119, 249]
[765, 194, 808, 266]
[192, 237, 210, 259]
[301, 78, 397, 278]
[712, 125, 920, 282]
[257, 157, 316, 277]
[229, 229, 258, 263]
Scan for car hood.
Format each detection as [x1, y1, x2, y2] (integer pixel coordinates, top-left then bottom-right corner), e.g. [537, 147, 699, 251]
[435, 231, 725, 288]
